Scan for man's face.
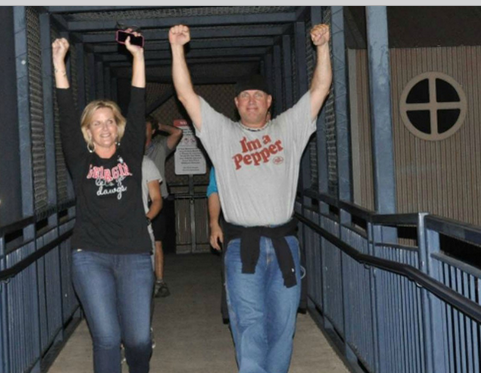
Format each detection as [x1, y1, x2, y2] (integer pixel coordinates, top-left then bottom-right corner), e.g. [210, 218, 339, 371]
[234, 90, 272, 128]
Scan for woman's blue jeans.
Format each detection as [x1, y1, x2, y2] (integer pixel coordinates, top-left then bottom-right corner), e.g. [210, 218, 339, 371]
[225, 236, 301, 373]
[72, 249, 155, 373]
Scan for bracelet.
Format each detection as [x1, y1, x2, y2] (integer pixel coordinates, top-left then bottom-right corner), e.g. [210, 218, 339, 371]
[54, 67, 67, 76]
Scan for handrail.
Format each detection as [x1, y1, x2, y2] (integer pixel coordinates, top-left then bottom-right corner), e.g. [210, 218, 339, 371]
[295, 213, 481, 324]
[0, 216, 35, 237]
[0, 230, 73, 282]
[425, 214, 481, 245]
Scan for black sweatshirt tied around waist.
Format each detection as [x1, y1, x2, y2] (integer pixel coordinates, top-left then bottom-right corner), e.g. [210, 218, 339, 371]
[223, 218, 298, 288]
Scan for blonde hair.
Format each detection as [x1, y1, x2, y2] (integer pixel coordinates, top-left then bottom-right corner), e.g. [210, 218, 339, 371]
[80, 100, 126, 146]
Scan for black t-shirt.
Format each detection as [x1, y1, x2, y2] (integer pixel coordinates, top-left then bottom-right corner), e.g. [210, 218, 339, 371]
[57, 86, 152, 254]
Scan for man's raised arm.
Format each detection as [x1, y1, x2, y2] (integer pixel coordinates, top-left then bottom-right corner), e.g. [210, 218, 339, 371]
[309, 24, 332, 121]
[169, 25, 202, 130]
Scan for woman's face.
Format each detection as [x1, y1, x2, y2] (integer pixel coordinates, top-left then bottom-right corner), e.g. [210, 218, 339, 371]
[87, 107, 119, 151]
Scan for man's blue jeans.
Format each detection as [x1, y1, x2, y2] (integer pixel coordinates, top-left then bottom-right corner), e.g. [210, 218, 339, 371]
[72, 249, 154, 373]
[225, 236, 301, 373]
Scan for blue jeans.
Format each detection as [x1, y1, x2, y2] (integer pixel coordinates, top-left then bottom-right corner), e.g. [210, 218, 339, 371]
[225, 236, 301, 373]
[72, 249, 155, 373]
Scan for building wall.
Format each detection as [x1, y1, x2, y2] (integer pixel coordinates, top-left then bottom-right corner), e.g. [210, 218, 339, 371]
[351, 46, 481, 226]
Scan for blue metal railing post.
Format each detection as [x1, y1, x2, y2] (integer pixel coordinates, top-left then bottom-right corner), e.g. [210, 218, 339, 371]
[417, 212, 434, 373]
[425, 221, 448, 372]
[0, 237, 6, 373]
[367, 220, 380, 372]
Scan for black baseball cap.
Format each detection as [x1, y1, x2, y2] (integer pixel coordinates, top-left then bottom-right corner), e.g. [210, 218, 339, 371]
[235, 74, 271, 96]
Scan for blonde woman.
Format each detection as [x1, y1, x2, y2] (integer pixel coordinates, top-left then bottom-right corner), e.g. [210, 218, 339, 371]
[52, 30, 154, 373]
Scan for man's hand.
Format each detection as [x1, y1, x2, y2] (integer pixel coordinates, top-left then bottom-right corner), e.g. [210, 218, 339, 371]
[210, 223, 224, 251]
[310, 24, 330, 47]
[169, 24, 190, 46]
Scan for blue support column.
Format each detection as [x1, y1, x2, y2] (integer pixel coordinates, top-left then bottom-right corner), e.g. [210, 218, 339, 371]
[331, 6, 352, 204]
[0, 6, 22, 226]
[366, 6, 396, 215]
[75, 42, 86, 110]
[281, 35, 293, 109]
[294, 21, 312, 200]
[87, 52, 95, 101]
[96, 60, 104, 98]
[310, 6, 322, 25]
[314, 5, 329, 204]
[264, 53, 274, 114]
[331, 6, 356, 366]
[103, 65, 110, 100]
[111, 76, 118, 103]
[14, 6, 35, 218]
[294, 22, 308, 95]
[273, 45, 283, 112]
[40, 13, 58, 208]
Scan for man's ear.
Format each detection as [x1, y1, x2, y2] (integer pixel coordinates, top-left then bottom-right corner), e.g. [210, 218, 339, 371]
[267, 95, 273, 109]
[234, 96, 239, 109]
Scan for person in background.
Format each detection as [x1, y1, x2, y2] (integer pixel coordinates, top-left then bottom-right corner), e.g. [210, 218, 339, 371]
[169, 23, 331, 373]
[53, 29, 154, 373]
[207, 166, 223, 251]
[141, 155, 163, 266]
[145, 115, 183, 297]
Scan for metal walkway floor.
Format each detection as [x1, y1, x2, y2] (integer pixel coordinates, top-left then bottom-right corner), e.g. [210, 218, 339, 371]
[48, 252, 349, 373]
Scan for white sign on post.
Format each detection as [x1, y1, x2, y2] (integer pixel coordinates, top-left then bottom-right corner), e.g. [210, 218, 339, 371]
[173, 119, 206, 175]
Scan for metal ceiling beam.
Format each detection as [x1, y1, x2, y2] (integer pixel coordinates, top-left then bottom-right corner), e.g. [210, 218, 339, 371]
[108, 56, 261, 68]
[101, 47, 269, 62]
[92, 37, 275, 53]
[47, 6, 165, 13]
[67, 12, 298, 31]
[146, 76, 240, 85]
[81, 25, 290, 43]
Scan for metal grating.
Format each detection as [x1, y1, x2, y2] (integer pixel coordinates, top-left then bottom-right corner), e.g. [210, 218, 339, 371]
[152, 83, 236, 189]
[146, 82, 173, 111]
[304, 17, 319, 190]
[26, 7, 48, 213]
[51, 27, 69, 204]
[291, 28, 299, 104]
[322, 7, 338, 197]
[63, 6, 296, 21]
[70, 43, 79, 112]
[84, 52, 91, 102]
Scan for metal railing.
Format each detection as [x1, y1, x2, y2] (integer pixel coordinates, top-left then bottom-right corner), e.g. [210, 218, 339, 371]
[296, 191, 481, 373]
[0, 202, 80, 373]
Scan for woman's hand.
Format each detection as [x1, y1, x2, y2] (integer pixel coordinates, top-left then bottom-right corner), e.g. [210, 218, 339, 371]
[124, 29, 144, 57]
[52, 38, 69, 66]
[52, 38, 70, 88]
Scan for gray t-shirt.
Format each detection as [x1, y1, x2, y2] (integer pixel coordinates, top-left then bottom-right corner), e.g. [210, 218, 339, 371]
[142, 155, 163, 213]
[142, 156, 162, 248]
[145, 136, 172, 198]
[196, 92, 315, 226]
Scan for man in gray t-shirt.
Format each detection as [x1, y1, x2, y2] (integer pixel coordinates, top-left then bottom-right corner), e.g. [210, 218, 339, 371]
[145, 115, 183, 297]
[169, 23, 332, 373]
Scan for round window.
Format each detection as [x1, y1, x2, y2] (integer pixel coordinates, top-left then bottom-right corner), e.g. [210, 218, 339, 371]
[400, 72, 467, 141]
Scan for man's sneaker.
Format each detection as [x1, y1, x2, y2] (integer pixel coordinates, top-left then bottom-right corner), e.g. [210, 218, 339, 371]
[121, 343, 126, 364]
[154, 280, 170, 298]
[151, 327, 156, 349]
